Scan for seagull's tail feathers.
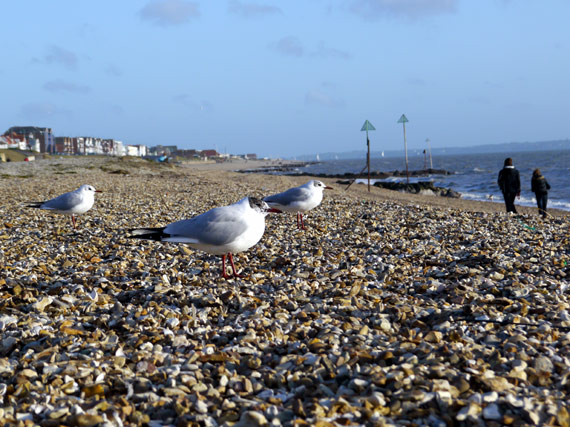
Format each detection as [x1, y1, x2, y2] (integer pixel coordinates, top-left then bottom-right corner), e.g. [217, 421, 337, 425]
[263, 198, 282, 208]
[129, 227, 169, 241]
[24, 202, 43, 209]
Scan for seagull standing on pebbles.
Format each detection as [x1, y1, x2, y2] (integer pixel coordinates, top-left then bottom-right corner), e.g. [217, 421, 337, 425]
[129, 197, 281, 279]
[263, 180, 332, 229]
[25, 184, 101, 229]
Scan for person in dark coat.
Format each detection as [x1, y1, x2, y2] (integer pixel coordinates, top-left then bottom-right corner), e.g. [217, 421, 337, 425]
[497, 157, 521, 213]
[531, 168, 551, 218]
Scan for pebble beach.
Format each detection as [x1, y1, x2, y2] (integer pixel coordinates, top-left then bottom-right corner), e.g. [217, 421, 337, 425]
[2, 156, 570, 426]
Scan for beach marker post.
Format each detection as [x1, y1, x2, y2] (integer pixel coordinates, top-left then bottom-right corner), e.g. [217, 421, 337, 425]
[397, 114, 409, 184]
[360, 120, 376, 191]
[426, 138, 433, 169]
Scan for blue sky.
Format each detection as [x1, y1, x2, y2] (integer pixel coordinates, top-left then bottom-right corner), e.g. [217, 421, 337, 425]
[1, 0, 569, 158]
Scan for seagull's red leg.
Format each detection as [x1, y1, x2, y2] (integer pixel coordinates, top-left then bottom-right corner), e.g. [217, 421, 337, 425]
[71, 215, 77, 229]
[228, 253, 243, 278]
[296, 213, 301, 229]
[221, 254, 230, 279]
[300, 213, 306, 230]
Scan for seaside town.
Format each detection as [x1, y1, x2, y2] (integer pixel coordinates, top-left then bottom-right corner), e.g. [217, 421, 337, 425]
[0, 125, 258, 162]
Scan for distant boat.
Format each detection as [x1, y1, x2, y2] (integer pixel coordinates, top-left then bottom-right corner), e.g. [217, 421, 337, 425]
[316, 154, 320, 161]
[381, 151, 384, 157]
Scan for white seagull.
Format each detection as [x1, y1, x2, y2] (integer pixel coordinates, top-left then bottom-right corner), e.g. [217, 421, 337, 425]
[263, 180, 332, 229]
[25, 184, 101, 229]
[129, 197, 281, 279]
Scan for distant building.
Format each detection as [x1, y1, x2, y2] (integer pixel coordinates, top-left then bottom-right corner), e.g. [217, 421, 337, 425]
[126, 144, 147, 157]
[175, 149, 199, 159]
[99, 139, 124, 156]
[201, 149, 219, 158]
[3, 126, 54, 153]
[75, 137, 88, 155]
[55, 137, 75, 155]
[149, 145, 178, 156]
[246, 153, 257, 160]
[0, 134, 27, 151]
[2, 124, 152, 158]
[80, 137, 104, 155]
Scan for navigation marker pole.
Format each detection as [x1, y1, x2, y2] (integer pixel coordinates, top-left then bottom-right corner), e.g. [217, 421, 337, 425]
[397, 114, 409, 184]
[361, 120, 376, 191]
[426, 138, 433, 169]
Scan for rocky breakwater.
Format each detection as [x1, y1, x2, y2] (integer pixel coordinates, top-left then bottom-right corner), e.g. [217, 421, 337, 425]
[0, 159, 570, 425]
[236, 161, 316, 175]
[336, 179, 461, 198]
[372, 181, 461, 198]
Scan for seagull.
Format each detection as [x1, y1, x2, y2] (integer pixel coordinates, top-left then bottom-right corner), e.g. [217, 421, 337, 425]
[25, 184, 101, 229]
[263, 180, 332, 229]
[129, 197, 281, 279]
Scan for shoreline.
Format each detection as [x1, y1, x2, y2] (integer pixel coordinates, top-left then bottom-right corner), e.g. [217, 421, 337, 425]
[211, 158, 568, 216]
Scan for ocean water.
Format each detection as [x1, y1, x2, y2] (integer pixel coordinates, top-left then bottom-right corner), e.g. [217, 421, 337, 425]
[292, 149, 570, 211]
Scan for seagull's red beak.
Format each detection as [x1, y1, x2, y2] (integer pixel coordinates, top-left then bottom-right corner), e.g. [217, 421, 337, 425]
[95, 190, 102, 193]
[325, 186, 333, 190]
[267, 208, 282, 213]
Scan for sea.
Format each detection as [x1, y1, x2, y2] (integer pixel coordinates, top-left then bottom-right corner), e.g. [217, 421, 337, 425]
[289, 149, 570, 211]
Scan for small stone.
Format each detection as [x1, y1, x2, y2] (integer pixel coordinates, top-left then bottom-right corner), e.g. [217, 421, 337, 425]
[482, 391, 498, 403]
[424, 330, 442, 343]
[534, 356, 554, 373]
[456, 403, 481, 421]
[72, 414, 105, 427]
[195, 400, 208, 414]
[483, 403, 502, 420]
[234, 410, 268, 427]
[33, 297, 53, 312]
[490, 272, 504, 281]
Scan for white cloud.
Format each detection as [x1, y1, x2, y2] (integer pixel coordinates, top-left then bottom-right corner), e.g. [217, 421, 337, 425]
[311, 42, 352, 60]
[139, 0, 200, 27]
[406, 77, 427, 86]
[270, 36, 304, 57]
[43, 79, 90, 94]
[305, 89, 345, 108]
[271, 38, 351, 60]
[173, 94, 213, 111]
[106, 64, 123, 77]
[349, 0, 457, 19]
[34, 46, 78, 70]
[229, 0, 282, 17]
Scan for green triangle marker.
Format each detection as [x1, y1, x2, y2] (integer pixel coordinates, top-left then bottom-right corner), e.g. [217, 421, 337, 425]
[361, 120, 376, 131]
[397, 114, 408, 123]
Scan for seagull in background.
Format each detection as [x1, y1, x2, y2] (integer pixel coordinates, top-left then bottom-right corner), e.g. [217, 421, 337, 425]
[129, 197, 281, 279]
[264, 180, 332, 230]
[25, 184, 101, 229]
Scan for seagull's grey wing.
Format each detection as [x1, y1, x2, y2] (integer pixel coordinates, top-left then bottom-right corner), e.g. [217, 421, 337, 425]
[264, 187, 310, 207]
[41, 191, 82, 211]
[164, 206, 248, 246]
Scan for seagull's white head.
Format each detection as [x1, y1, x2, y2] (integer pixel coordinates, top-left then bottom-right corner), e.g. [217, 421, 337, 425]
[309, 180, 333, 191]
[78, 184, 101, 194]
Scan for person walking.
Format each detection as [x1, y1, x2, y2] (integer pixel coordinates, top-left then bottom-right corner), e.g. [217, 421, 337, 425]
[531, 168, 551, 218]
[497, 157, 521, 214]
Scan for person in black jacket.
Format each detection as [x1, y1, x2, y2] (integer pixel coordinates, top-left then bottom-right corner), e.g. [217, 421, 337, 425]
[531, 168, 551, 218]
[497, 157, 521, 213]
